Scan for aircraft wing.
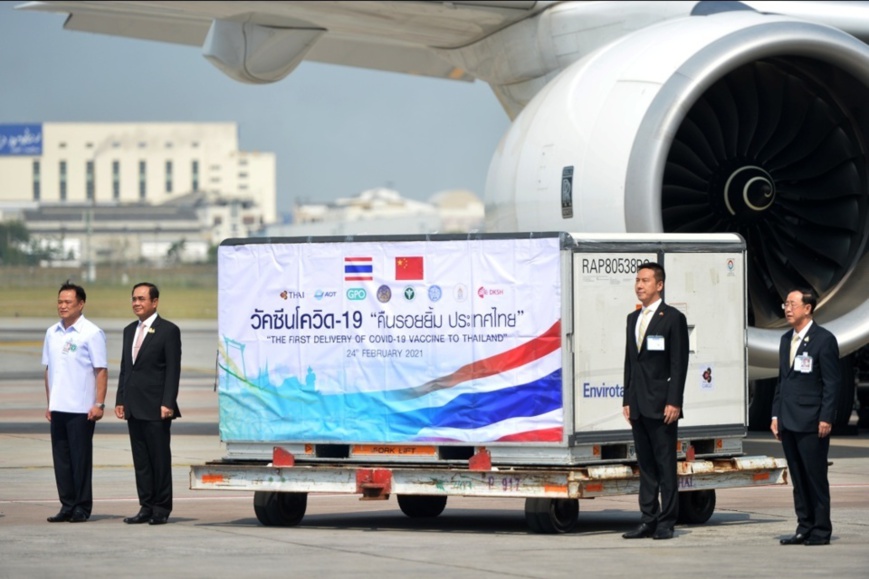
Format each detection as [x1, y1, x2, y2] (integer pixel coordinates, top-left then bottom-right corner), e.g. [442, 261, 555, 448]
[17, 1, 557, 82]
[18, 0, 869, 381]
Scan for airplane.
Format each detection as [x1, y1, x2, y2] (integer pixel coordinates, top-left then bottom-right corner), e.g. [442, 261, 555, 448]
[18, 0, 869, 424]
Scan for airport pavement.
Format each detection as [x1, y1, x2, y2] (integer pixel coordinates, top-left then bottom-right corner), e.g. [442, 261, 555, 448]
[2, 319, 868, 578]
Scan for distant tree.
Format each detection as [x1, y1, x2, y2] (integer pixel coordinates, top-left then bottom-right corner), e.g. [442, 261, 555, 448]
[0, 221, 32, 265]
[166, 238, 187, 264]
[207, 243, 218, 264]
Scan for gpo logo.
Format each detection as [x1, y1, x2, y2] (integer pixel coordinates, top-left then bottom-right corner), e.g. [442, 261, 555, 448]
[346, 288, 367, 300]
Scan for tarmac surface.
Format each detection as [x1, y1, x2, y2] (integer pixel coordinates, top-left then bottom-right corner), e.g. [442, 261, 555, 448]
[2, 318, 868, 578]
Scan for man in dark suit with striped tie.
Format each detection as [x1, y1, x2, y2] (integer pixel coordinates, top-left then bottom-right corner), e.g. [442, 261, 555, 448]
[772, 289, 840, 546]
[115, 282, 182, 526]
[622, 262, 689, 540]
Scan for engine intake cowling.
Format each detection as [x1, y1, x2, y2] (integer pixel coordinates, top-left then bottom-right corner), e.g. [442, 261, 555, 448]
[484, 11, 869, 378]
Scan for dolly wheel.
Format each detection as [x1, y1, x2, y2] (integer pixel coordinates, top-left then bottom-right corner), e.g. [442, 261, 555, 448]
[253, 491, 307, 526]
[524, 498, 579, 533]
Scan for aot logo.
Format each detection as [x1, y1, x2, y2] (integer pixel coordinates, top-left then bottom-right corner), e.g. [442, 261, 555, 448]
[346, 288, 367, 301]
[314, 289, 337, 300]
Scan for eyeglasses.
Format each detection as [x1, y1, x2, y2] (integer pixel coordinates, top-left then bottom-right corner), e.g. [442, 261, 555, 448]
[781, 301, 805, 310]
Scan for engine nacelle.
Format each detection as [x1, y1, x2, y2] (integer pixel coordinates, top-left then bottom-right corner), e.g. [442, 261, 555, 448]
[485, 11, 869, 378]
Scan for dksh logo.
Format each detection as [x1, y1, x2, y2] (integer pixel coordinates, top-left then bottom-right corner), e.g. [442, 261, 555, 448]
[477, 286, 505, 298]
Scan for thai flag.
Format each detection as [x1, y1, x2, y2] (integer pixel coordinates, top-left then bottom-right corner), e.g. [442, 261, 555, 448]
[219, 319, 564, 444]
[386, 320, 564, 443]
[344, 256, 373, 281]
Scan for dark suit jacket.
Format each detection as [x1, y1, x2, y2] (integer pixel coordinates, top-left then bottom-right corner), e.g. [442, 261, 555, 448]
[623, 302, 689, 420]
[772, 322, 839, 432]
[116, 315, 182, 421]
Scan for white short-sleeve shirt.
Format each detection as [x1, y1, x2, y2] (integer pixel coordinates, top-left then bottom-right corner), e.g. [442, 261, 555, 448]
[42, 315, 108, 413]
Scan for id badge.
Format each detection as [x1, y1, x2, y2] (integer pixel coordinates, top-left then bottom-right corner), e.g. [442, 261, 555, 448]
[795, 353, 813, 373]
[647, 335, 665, 351]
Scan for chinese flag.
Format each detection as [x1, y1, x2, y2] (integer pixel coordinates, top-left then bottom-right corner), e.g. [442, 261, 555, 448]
[395, 256, 424, 280]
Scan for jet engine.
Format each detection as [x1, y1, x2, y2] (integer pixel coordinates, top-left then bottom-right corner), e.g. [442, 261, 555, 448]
[484, 11, 869, 380]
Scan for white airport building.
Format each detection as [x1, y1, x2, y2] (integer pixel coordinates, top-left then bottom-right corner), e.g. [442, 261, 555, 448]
[0, 122, 276, 264]
[262, 187, 485, 237]
[1, 123, 487, 266]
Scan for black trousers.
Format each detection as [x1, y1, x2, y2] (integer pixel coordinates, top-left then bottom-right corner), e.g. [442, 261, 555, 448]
[781, 428, 832, 540]
[630, 415, 678, 530]
[50, 411, 95, 517]
[127, 417, 173, 516]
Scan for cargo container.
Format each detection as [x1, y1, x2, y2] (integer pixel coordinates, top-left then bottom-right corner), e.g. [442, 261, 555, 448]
[190, 232, 786, 533]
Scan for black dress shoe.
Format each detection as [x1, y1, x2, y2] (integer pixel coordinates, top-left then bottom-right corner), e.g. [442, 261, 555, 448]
[622, 523, 656, 539]
[69, 510, 88, 523]
[47, 511, 72, 523]
[149, 514, 169, 525]
[804, 537, 830, 546]
[123, 511, 152, 524]
[652, 527, 674, 540]
[780, 533, 807, 545]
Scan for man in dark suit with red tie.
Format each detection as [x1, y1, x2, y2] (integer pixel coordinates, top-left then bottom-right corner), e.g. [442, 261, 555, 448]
[622, 262, 689, 540]
[115, 282, 182, 525]
[772, 289, 839, 546]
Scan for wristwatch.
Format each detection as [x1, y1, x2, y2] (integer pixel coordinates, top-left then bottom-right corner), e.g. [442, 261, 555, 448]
[95, 403, 105, 410]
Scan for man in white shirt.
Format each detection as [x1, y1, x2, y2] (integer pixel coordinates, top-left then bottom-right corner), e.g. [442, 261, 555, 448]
[42, 281, 108, 523]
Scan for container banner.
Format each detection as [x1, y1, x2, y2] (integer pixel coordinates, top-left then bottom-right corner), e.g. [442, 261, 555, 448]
[217, 237, 563, 444]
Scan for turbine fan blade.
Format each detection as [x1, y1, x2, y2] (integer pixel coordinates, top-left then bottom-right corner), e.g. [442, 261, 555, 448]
[661, 184, 708, 206]
[727, 65, 761, 158]
[663, 161, 710, 190]
[703, 78, 740, 159]
[780, 162, 861, 201]
[772, 127, 859, 181]
[779, 197, 860, 232]
[668, 117, 720, 172]
[667, 136, 715, 177]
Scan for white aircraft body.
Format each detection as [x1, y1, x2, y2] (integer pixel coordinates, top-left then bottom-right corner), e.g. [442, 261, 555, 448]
[18, 1, 869, 385]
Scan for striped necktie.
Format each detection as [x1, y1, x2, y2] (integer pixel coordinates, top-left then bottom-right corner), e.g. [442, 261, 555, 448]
[789, 332, 801, 366]
[133, 323, 146, 362]
[637, 308, 652, 349]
